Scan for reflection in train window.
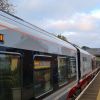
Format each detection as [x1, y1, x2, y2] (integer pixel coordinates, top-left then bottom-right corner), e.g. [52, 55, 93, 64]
[69, 57, 76, 79]
[0, 53, 21, 100]
[34, 56, 52, 97]
[58, 57, 68, 85]
[58, 56, 76, 86]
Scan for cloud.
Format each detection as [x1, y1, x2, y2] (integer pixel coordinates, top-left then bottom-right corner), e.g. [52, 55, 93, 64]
[91, 10, 100, 19]
[11, 0, 100, 47]
[37, 11, 100, 47]
[14, 0, 100, 18]
[40, 12, 96, 33]
[17, 0, 45, 11]
[12, 0, 100, 30]
[63, 32, 100, 47]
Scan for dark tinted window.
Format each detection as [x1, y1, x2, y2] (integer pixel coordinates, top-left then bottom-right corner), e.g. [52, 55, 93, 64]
[58, 56, 76, 86]
[69, 57, 76, 79]
[58, 57, 68, 85]
[34, 56, 53, 97]
[0, 53, 21, 100]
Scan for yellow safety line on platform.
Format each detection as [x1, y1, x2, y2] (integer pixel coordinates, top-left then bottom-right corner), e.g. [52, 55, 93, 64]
[97, 89, 100, 100]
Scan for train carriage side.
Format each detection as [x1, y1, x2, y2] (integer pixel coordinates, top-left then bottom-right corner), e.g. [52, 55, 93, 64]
[66, 47, 98, 100]
[80, 50, 92, 78]
[0, 11, 78, 100]
[77, 48, 98, 91]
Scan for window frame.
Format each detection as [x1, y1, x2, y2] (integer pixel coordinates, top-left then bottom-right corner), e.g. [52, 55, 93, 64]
[57, 56, 69, 86]
[57, 56, 77, 87]
[33, 54, 53, 98]
[69, 57, 77, 79]
[0, 51, 22, 85]
[0, 51, 22, 100]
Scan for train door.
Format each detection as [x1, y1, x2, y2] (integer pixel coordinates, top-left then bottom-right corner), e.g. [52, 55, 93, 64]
[0, 52, 22, 100]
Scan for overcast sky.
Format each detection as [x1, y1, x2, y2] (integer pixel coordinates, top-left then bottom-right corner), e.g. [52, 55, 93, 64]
[11, 0, 100, 48]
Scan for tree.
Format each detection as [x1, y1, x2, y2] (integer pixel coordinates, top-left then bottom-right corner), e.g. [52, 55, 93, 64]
[81, 46, 90, 50]
[0, 0, 15, 14]
[57, 34, 68, 42]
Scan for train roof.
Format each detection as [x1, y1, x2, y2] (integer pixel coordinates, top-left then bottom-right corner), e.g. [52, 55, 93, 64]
[0, 11, 76, 56]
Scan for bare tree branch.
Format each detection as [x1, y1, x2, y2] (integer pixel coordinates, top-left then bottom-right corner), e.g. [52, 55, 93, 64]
[0, 0, 15, 14]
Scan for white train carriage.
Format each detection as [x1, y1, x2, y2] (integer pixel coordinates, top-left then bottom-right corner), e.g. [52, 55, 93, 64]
[0, 11, 98, 100]
[0, 11, 78, 100]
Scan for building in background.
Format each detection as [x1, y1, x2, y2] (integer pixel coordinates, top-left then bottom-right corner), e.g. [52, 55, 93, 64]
[82, 47, 100, 67]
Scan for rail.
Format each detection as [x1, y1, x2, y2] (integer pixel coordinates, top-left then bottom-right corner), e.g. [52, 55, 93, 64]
[75, 71, 100, 100]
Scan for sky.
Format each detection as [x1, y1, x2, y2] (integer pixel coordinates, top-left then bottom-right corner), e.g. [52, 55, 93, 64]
[11, 0, 100, 48]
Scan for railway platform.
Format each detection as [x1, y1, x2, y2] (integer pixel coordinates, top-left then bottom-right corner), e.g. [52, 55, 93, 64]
[76, 71, 100, 100]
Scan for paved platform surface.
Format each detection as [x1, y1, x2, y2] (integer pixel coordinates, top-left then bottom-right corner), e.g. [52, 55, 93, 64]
[76, 71, 100, 100]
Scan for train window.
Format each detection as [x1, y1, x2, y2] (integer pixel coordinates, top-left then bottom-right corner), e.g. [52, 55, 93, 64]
[69, 57, 76, 79]
[82, 57, 91, 73]
[58, 57, 69, 85]
[0, 53, 21, 100]
[83, 57, 87, 62]
[58, 56, 76, 86]
[33, 56, 52, 97]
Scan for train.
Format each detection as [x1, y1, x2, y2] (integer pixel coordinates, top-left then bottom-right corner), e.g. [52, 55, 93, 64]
[0, 11, 99, 100]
